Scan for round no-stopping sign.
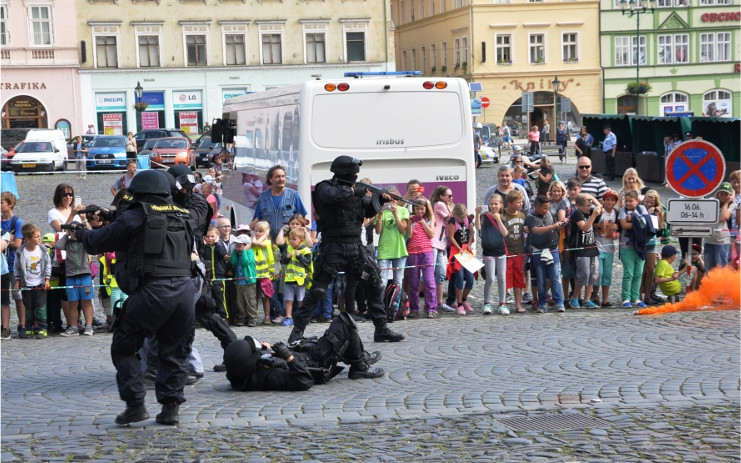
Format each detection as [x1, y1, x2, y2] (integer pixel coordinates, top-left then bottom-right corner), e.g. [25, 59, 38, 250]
[665, 140, 726, 198]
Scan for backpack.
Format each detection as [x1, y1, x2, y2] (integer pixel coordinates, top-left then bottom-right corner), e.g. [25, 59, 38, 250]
[625, 208, 657, 260]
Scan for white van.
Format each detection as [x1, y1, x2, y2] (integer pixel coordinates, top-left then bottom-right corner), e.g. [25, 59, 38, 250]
[11, 129, 68, 172]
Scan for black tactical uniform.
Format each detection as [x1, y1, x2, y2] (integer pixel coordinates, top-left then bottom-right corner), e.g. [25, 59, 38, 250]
[225, 313, 383, 391]
[288, 156, 403, 344]
[79, 170, 196, 426]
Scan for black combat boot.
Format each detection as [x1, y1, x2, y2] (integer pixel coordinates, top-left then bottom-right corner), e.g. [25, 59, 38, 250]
[348, 364, 385, 380]
[373, 327, 404, 342]
[155, 402, 180, 425]
[287, 328, 305, 344]
[115, 402, 149, 425]
[365, 351, 382, 365]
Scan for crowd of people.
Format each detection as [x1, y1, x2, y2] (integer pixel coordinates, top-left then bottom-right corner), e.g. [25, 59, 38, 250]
[2, 160, 740, 341]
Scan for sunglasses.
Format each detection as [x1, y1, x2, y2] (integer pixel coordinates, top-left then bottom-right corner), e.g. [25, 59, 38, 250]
[62, 192, 74, 197]
[578, 165, 591, 169]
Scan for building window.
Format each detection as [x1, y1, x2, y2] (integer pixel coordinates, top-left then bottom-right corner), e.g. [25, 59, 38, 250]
[703, 89, 732, 117]
[225, 34, 246, 65]
[400, 1, 406, 24]
[420, 46, 426, 73]
[402, 50, 408, 69]
[562, 32, 578, 62]
[657, 0, 688, 6]
[186, 35, 207, 66]
[138, 36, 160, 67]
[262, 34, 282, 64]
[659, 92, 689, 116]
[658, 34, 688, 64]
[430, 43, 436, 70]
[411, 48, 417, 70]
[496, 34, 512, 63]
[441, 41, 447, 69]
[454, 38, 460, 66]
[29, 6, 52, 46]
[95, 36, 117, 68]
[441, 0, 447, 12]
[346, 32, 365, 62]
[1, 5, 8, 46]
[306, 33, 326, 63]
[529, 34, 545, 63]
[699, 0, 730, 4]
[453, 0, 464, 7]
[700, 32, 731, 62]
[419, 0, 425, 18]
[615, 35, 645, 66]
[461, 36, 468, 65]
[431, 0, 436, 16]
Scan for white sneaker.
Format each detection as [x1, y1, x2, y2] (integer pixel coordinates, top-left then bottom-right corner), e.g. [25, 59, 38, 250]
[482, 304, 493, 315]
[83, 326, 94, 336]
[522, 292, 533, 303]
[505, 292, 514, 304]
[272, 316, 285, 324]
[498, 304, 510, 315]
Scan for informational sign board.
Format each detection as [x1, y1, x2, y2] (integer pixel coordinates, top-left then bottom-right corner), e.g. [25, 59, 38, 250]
[103, 113, 123, 135]
[666, 198, 719, 224]
[665, 140, 726, 198]
[670, 225, 714, 238]
[179, 111, 199, 134]
[141, 112, 159, 130]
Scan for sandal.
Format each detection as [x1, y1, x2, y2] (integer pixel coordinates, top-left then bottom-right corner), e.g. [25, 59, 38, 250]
[428, 311, 437, 319]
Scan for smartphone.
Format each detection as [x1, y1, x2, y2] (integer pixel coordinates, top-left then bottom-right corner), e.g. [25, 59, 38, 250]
[74, 196, 82, 207]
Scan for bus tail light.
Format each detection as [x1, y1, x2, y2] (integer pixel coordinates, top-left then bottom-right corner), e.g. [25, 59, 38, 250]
[324, 83, 337, 92]
[435, 81, 448, 89]
[423, 81, 434, 89]
[337, 83, 350, 91]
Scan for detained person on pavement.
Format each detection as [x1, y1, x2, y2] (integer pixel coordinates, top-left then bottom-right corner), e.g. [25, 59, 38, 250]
[224, 312, 384, 391]
[288, 156, 404, 344]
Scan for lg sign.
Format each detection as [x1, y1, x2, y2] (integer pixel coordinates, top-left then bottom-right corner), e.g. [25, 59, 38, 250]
[701, 11, 741, 22]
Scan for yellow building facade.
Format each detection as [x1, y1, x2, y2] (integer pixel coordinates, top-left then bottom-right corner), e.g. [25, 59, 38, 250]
[392, 0, 602, 137]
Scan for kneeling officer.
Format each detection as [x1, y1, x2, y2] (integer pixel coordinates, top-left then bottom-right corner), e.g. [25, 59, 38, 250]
[224, 312, 383, 391]
[75, 169, 197, 426]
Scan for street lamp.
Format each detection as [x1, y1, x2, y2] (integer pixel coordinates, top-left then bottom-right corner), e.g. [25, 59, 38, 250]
[551, 76, 561, 127]
[620, 0, 656, 84]
[134, 81, 144, 132]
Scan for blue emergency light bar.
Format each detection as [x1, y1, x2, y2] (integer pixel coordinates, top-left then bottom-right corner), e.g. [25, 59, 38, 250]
[344, 71, 422, 78]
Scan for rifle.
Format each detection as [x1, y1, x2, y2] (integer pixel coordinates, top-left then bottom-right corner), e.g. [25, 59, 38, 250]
[334, 178, 416, 207]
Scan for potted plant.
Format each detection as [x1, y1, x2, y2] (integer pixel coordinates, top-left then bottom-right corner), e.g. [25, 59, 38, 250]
[454, 62, 460, 71]
[626, 81, 652, 95]
[430, 66, 436, 74]
[498, 58, 511, 64]
[133, 102, 149, 112]
[441, 65, 447, 72]
[461, 61, 467, 72]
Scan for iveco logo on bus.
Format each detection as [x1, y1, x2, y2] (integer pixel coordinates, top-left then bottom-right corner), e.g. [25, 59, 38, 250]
[436, 175, 460, 181]
[376, 138, 405, 145]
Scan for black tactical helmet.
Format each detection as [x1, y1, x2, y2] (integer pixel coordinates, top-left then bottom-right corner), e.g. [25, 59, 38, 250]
[330, 155, 362, 176]
[127, 169, 171, 196]
[224, 337, 261, 377]
[168, 165, 196, 191]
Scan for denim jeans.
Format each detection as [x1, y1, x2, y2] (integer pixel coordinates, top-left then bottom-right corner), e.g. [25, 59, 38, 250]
[531, 249, 564, 306]
[433, 248, 447, 284]
[378, 257, 407, 285]
[704, 243, 729, 271]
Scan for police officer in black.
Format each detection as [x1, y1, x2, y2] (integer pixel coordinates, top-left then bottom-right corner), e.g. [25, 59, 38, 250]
[77, 170, 196, 426]
[288, 155, 404, 344]
[225, 312, 383, 391]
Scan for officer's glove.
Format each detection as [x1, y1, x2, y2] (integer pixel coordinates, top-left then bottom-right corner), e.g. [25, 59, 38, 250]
[62, 221, 86, 241]
[271, 342, 293, 360]
[353, 183, 367, 197]
[97, 208, 114, 222]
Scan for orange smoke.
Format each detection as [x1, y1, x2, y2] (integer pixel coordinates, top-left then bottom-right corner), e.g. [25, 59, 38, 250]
[634, 266, 741, 316]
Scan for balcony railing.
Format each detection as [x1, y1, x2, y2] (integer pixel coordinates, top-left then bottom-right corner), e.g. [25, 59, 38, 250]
[1, 47, 78, 66]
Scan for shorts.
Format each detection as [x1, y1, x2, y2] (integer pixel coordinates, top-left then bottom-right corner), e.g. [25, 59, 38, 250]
[646, 243, 659, 255]
[257, 278, 274, 298]
[575, 256, 599, 287]
[8, 272, 22, 301]
[506, 254, 526, 289]
[65, 274, 94, 302]
[1, 273, 10, 306]
[284, 282, 307, 303]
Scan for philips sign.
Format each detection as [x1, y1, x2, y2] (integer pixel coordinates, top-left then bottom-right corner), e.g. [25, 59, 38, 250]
[95, 93, 127, 111]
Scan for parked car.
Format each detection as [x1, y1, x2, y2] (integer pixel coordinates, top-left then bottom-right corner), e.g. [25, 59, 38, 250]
[134, 129, 188, 151]
[138, 138, 158, 157]
[193, 135, 223, 168]
[149, 137, 195, 169]
[10, 129, 68, 172]
[86, 135, 128, 169]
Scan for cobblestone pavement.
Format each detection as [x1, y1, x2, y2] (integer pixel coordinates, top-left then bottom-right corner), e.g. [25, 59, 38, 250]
[2, 155, 739, 461]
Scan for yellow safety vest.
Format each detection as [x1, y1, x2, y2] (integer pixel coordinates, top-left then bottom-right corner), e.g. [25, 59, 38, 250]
[284, 245, 313, 286]
[253, 239, 275, 279]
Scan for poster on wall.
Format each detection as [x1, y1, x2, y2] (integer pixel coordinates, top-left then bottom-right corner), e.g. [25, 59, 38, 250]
[103, 113, 123, 135]
[704, 100, 731, 118]
[179, 111, 199, 135]
[141, 112, 159, 130]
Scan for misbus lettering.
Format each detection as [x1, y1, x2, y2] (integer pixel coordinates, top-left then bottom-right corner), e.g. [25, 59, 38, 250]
[3, 82, 47, 90]
[701, 12, 741, 22]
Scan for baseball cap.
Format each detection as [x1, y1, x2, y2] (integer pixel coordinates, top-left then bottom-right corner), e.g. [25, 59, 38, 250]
[42, 233, 55, 243]
[235, 223, 251, 233]
[234, 234, 251, 245]
[661, 245, 678, 259]
[602, 189, 619, 201]
[716, 182, 732, 195]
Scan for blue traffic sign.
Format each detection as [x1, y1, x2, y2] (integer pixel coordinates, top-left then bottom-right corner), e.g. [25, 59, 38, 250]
[665, 140, 726, 198]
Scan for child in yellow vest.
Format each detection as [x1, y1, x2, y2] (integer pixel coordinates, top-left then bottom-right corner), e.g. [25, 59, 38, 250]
[251, 221, 275, 325]
[280, 228, 313, 326]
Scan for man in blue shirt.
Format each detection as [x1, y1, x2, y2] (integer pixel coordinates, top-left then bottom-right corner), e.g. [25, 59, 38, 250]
[602, 125, 617, 181]
[250, 165, 308, 240]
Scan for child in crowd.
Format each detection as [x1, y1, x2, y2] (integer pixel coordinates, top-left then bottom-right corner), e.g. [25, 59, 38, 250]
[56, 215, 96, 336]
[641, 190, 665, 304]
[618, 190, 648, 308]
[512, 166, 527, 189]
[525, 195, 566, 312]
[561, 178, 581, 305]
[230, 234, 258, 326]
[679, 243, 705, 292]
[406, 198, 437, 318]
[1, 191, 26, 339]
[502, 190, 527, 313]
[251, 221, 275, 325]
[446, 203, 476, 314]
[203, 226, 229, 322]
[476, 194, 509, 315]
[705, 182, 736, 271]
[569, 194, 601, 309]
[595, 189, 619, 307]
[375, 188, 409, 318]
[216, 218, 234, 320]
[654, 245, 682, 302]
[13, 223, 51, 338]
[281, 228, 313, 327]
[99, 251, 126, 329]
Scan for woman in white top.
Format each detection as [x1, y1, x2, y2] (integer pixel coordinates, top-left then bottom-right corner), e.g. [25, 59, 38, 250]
[48, 183, 83, 233]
